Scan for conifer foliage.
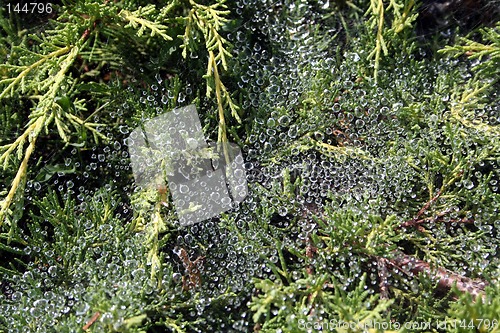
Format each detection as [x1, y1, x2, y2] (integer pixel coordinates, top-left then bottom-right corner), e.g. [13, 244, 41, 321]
[0, 0, 499, 332]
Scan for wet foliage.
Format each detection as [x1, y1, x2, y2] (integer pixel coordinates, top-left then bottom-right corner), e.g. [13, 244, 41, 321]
[0, 0, 499, 332]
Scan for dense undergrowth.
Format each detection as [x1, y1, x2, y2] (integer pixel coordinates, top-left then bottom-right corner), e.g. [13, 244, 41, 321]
[0, 0, 499, 332]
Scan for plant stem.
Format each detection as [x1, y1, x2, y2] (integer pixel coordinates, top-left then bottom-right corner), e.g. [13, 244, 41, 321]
[0, 119, 40, 228]
[0, 46, 71, 99]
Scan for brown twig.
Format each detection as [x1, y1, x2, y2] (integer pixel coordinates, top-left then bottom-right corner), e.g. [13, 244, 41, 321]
[174, 247, 205, 291]
[416, 189, 442, 219]
[83, 312, 100, 331]
[397, 189, 473, 229]
[305, 233, 317, 276]
[304, 233, 320, 316]
[377, 257, 390, 300]
[399, 213, 475, 229]
[395, 190, 442, 230]
[387, 251, 488, 301]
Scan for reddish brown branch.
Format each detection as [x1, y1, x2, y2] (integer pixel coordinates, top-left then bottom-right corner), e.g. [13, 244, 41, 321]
[398, 189, 443, 229]
[399, 169, 469, 230]
[387, 251, 488, 301]
[399, 214, 475, 229]
[377, 257, 390, 300]
[174, 247, 205, 291]
[416, 189, 442, 219]
[397, 188, 474, 229]
[305, 234, 317, 276]
[83, 312, 100, 331]
[304, 234, 320, 316]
